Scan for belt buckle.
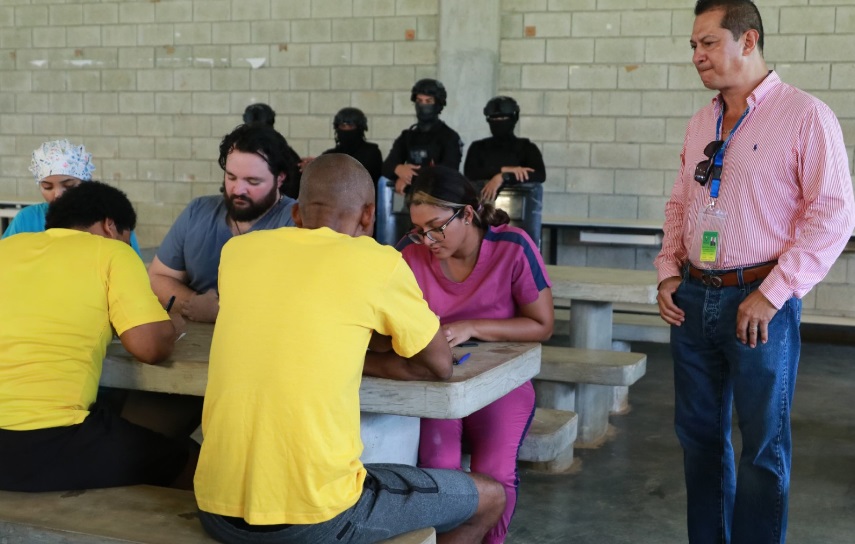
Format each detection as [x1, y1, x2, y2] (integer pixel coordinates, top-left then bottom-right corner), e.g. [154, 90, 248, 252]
[701, 273, 723, 288]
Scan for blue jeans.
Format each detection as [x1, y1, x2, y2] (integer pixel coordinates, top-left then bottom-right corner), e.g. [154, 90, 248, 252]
[671, 270, 801, 544]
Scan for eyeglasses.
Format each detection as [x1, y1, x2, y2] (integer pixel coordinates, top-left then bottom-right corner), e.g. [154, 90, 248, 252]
[407, 208, 463, 244]
[693, 140, 724, 186]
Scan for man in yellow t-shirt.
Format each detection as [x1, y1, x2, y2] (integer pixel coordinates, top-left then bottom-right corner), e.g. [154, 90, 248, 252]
[0, 182, 193, 492]
[195, 154, 505, 543]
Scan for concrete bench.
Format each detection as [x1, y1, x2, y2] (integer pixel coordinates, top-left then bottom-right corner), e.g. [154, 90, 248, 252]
[518, 407, 578, 473]
[537, 346, 647, 386]
[0, 485, 436, 544]
[534, 346, 647, 445]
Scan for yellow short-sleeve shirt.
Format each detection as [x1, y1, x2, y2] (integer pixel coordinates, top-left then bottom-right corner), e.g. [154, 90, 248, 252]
[0, 229, 169, 430]
[194, 227, 439, 525]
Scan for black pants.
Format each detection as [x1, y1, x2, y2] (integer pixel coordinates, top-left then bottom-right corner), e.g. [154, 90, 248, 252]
[0, 405, 189, 492]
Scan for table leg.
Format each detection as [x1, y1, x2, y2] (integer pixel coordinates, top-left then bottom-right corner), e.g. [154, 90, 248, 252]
[548, 226, 558, 265]
[360, 413, 420, 465]
[570, 300, 614, 445]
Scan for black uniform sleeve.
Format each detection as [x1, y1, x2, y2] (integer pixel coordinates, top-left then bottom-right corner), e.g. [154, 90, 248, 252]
[520, 139, 546, 184]
[437, 127, 463, 170]
[364, 144, 384, 183]
[382, 132, 408, 181]
[463, 140, 494, 182]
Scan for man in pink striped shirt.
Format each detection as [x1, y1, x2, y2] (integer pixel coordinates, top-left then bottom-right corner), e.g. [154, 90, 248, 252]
[654, 1, 855, 543]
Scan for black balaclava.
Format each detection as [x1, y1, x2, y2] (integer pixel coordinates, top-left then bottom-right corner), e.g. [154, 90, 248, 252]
[335, 129, 364, 152]
[415, 103, 440, 128]
[489, 118, 517, 139]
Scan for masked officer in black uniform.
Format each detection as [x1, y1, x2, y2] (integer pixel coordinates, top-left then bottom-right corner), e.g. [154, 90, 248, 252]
[382, 79, 463, 195]
[464, 96, 545, 202]
[322, 107, 383, 183]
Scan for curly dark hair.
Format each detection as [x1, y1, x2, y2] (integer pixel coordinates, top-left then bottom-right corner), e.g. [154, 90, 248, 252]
[45, 181, 136, 233]
[218, 123, 300, 195]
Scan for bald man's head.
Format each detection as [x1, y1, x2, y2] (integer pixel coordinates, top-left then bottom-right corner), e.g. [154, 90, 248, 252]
[293, 153, 376, 236]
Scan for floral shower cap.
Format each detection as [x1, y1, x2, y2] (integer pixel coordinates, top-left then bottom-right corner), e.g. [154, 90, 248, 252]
[29, 139, 96, 183]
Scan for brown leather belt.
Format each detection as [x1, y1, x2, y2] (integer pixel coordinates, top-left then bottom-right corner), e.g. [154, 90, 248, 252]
[688, 262, 776, 288]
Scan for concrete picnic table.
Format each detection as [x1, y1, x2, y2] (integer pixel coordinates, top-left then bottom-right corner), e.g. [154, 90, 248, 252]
[102, 322, 541, 464]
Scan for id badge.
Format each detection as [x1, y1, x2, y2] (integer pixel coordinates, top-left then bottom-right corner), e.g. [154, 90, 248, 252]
[688, 203, 727, 269]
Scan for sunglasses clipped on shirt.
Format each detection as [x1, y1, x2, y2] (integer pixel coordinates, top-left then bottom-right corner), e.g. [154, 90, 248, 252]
[693, 140, 724, 186]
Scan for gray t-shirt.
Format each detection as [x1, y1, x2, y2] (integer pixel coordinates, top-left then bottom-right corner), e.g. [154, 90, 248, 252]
[157, 194, 296, 293]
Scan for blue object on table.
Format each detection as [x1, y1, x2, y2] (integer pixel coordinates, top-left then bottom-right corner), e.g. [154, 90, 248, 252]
[453, 353, 471, 366]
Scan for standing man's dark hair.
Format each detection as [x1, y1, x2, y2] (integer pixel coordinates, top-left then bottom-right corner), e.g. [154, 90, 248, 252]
[45, 181, 136, 233]
[242, 103, 276, 126]
[218, 123, 298, 196]
[695, 0, 764, 52]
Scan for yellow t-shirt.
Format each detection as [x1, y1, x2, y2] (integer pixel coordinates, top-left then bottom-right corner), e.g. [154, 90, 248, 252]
[0, 229, 169, 430]
[194, 227, 440, 525]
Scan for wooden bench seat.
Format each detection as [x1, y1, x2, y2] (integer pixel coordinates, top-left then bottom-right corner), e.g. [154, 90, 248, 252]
[0, 485, 436, 544]
[518, 408, 577, 473]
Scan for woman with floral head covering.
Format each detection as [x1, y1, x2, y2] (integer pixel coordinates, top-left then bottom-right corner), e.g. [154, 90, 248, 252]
[2, 139, 141, 256]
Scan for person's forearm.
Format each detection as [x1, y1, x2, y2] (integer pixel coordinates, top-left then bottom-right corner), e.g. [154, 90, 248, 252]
[149, 273, 196, 308]
[120, 320, 176, 365]
[465, 317, 553, 343]
[363, 351, 448, 381]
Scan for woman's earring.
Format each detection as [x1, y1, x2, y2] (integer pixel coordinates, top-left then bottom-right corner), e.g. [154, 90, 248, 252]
[464, 221, 470, 225]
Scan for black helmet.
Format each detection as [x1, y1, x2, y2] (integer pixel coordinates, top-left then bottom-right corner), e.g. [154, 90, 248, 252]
[483, 96, 519, 121]
[410, 78, 447, 110]
[243, 103, 276, 126]
[333, 107, 368, 132]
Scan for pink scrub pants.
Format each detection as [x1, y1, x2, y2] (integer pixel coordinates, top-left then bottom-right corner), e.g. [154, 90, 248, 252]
[418, 381, 535, 544]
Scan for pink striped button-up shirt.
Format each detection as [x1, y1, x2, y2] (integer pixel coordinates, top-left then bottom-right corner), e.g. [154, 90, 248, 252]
[655, 71, 855, 309]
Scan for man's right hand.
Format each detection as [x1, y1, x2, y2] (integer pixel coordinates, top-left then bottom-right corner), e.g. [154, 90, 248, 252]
[657, 276, 685, 326]
[393, 164, 420, 194]
[481, 174, 504, 202]
[501, 165, 534, 182]
[180, 290, 219, 323]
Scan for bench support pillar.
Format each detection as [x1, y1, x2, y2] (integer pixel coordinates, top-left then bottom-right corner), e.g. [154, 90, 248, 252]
[527, 444, 575, 473]
[611, 386, 630, 414]
[569, 300, 615, 445]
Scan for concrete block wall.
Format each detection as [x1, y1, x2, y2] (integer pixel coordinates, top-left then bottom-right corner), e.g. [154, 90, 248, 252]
[0, 0, 439, 244]
[1, 0, 854, 315]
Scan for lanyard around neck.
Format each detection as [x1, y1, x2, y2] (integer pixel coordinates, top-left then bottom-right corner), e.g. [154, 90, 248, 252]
[708, 105, 750, 199]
